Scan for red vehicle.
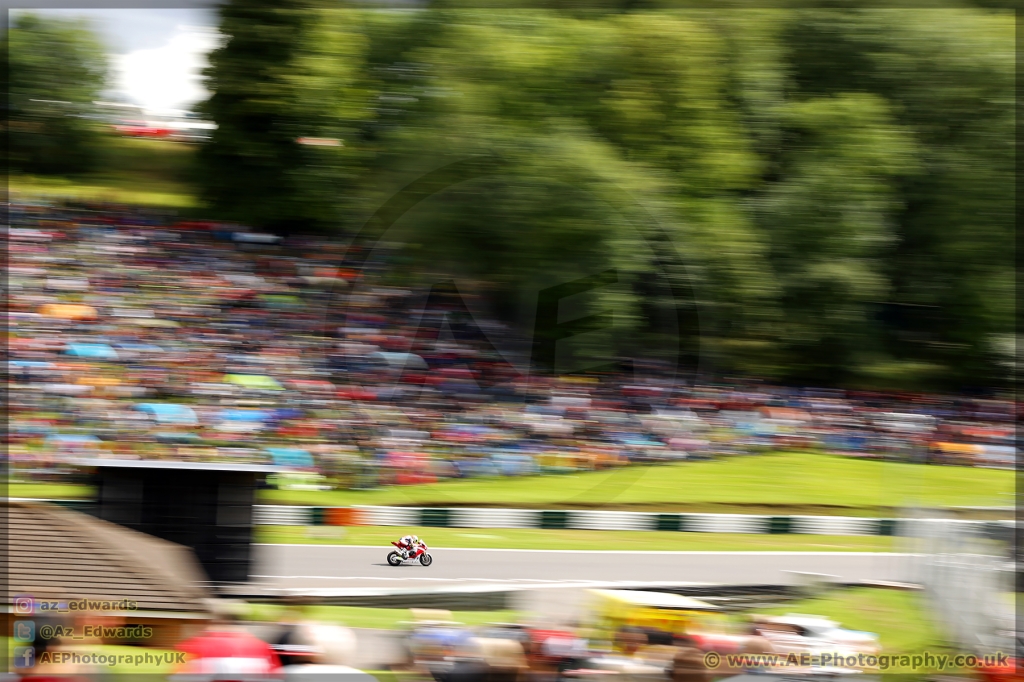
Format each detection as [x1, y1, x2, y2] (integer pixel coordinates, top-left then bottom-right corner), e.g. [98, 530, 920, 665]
[977, 658, 1023, 682]
[388, 539, 433, 566]
[114, 123, 172, 138]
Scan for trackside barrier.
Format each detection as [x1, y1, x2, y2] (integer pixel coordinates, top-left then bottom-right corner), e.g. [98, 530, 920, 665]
[571, 510, 651, 532]
[358, 506, 418, 526]
[683, 513, 765, 534]
[451, 508, 539, 528]
[791, 515, 878, 536]
[251, 504, 1010, 537]
[253, 505, 313, 525]
[27, 500, 1002, 537]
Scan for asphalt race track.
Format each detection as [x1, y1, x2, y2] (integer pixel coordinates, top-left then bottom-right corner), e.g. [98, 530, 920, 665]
[248, 544, 917, 592]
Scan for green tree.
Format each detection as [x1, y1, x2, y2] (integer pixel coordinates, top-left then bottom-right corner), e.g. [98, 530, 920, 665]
[778, 8, 1014, 387]
[756, 93, 918, 384]
[200, 4, 1013, 388]
[350, 10, 713, 371]
[6, 12, 110, 175]
[197, 0, 372, 233]
[592, 12, 778, 376]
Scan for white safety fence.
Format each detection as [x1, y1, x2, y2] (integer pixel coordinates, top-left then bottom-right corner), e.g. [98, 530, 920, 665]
[451, 508, 541, 529]
[683, 513, 765, 534]
[791, 516, 879, 536]
[252, 504, 1012, 538]
[356, 506, 420, 526]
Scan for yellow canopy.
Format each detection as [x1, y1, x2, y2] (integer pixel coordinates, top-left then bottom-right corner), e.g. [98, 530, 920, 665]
[590, 589, 720, 642]
[223, 373, 285, 391]
[591, 589, 719, 611]
[39, 304, 97, 320]
[124, 318, 181, 328]
[935, 442, 983, 454]
[76, 376, 121, 387]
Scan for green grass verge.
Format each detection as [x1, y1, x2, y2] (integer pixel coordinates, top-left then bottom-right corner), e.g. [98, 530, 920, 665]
[259, 452, 1013, 515]
[11, 136, 200, 209]
[257, 525, 896, 552]
[10, 174, 197, 209]
[754, 586, 971, 680]
[9, 482, 93, 499]
[365, 671, 416, 682]
[241, 604, 517, 630]
[758, 587, 944, 656]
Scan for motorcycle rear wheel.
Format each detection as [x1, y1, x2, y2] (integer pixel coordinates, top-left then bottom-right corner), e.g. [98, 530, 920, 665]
[387, 551, 403, 566]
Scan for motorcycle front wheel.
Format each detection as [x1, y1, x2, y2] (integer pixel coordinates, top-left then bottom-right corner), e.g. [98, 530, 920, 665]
[419, 553, 433, 566]
[387, 551, 403, 566]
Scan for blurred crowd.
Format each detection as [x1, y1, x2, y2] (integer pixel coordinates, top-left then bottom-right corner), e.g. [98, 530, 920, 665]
[21, 591, 1023, 682]
[7, 200, 1018, 487]
[15, 596, 885, 682]
[396, 610, 882, 682]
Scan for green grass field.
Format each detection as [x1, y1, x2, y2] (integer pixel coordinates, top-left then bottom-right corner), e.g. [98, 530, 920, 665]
[759, 587, 944, 656]
[8, 482, 93, 499]
[10, 136, 199, 209]
[10, 174, 197, 208]
[11, 452, 1012, 518]
[257, 524, 897, 551]
[757, 586, 964, 679]
[260, 452, 1013, 515]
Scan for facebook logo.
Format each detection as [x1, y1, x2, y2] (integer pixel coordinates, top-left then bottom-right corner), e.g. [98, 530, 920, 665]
[13, 646, 34, 669]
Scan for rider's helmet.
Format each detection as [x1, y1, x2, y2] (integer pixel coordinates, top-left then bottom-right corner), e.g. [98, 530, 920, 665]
[411, 535, 419, 543]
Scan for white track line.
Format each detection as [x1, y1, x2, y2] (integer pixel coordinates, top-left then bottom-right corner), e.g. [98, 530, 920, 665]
[250, 575, 594, 582]
[255, 544, 918, 556]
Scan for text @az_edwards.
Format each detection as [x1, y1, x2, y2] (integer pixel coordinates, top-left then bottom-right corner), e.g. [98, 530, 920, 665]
[39, 624, 153, 640]
[13, 594, 137, 614]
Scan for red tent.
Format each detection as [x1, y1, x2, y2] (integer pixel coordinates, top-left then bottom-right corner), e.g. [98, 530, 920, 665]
[176, 628, 281, 675]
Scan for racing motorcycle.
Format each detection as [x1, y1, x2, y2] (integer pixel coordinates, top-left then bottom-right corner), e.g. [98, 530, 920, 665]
[388, 540, 433, 566]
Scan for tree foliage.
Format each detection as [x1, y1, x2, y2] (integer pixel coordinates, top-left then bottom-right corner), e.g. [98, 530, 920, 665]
[200, 4, 1013, 389]
[197, 0, 371, 232]
[5, 13, 110, 175]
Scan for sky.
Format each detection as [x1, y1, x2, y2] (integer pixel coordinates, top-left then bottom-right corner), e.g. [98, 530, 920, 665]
[14, 8, 220, 115]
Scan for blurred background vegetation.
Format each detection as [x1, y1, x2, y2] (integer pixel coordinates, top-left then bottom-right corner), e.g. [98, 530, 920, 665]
[5, 3, 1014, 392]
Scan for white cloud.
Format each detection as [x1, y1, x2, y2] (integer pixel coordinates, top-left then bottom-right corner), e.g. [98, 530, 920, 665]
[114, 26, 221, 115]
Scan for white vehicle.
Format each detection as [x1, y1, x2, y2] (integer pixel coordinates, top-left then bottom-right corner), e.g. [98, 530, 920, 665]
[751, 614, 880, 660]
[872, 412, 936, 434]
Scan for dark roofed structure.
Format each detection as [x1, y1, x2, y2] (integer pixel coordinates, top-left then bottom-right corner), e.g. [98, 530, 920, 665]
[6, 500, 213, 647]
[72, 458, 276, 582]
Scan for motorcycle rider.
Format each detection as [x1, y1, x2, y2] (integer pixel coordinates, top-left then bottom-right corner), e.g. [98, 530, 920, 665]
[398, 534, 421, 559]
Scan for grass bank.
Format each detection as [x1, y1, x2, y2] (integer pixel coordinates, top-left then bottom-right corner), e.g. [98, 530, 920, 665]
[260, 452, 1012, 515]
[10, 136, 199, 209]
[12, 452, 1012, 518]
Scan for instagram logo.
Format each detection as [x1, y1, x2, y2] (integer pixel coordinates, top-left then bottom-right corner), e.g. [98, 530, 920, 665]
[13, 595, 34, 615]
